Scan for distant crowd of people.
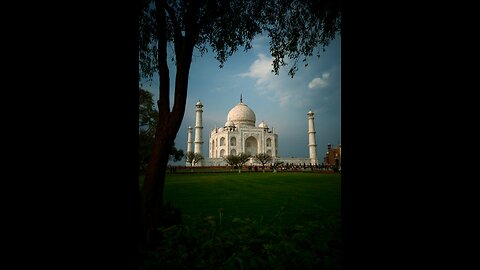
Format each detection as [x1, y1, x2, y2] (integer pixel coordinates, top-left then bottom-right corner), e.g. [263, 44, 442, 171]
[166, 162, 340, 173]
[266, 162, 340, 172]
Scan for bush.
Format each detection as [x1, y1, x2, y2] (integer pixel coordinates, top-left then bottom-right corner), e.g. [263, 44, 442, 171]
[159, 201, 183, 228]
[142, 207, 341, 270]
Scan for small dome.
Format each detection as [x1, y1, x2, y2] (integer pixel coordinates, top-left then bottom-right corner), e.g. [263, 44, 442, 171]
[227, 102, 256, 127]
[225, 120, 235, 127]
[196, 100, 203, 106]
[258, 121, 268, 128]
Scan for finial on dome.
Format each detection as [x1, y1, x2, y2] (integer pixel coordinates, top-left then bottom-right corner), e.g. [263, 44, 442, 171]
[240, 94, 243, 103]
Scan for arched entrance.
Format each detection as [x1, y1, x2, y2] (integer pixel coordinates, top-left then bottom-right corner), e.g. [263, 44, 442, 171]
[245, 136, 258, 156]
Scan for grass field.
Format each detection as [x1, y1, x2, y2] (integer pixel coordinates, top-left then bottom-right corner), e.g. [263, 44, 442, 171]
[141, 172, 340, 227]
[140, 172, 341, 269]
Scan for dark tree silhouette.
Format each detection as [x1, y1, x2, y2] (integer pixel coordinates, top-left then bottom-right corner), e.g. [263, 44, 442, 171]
[139, 88, 184, 172]
[254, 153, 273, 172]
[237, 152, 251, 171]
[139, 0, 341, 247]
[185, 151, 204, 168]
[223, 154, 240, 168]
[223, 152, 251, 173]
[169, 145, 184, 162]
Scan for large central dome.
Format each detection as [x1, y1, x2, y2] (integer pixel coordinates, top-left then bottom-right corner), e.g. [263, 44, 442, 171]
[227, 102, 256, 127]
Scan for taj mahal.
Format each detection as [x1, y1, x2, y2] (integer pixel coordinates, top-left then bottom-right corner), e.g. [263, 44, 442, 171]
[186, 95, 319, 167]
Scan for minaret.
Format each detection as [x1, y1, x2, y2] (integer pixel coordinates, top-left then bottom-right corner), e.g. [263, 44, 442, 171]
[194, 100, 204, 166]
[308, 110, 318, 165]
[187, 126, 193, 153]
[186, 126, 193, 166]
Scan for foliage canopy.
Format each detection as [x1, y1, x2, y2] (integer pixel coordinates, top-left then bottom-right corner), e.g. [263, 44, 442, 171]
[140, 0, 341, 79]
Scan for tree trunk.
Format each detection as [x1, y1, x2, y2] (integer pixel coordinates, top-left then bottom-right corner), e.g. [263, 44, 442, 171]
[142, 116, 175, 248]
[141, 0, 198, 249]
[141, 53, 194, 249]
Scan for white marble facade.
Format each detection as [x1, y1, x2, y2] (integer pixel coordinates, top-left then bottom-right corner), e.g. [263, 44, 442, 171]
[209, 99, 278, 159]
[187, 96, 319, 166]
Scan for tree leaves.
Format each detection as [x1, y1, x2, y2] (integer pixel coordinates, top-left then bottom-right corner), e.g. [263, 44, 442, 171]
[139, 0, 341, 79]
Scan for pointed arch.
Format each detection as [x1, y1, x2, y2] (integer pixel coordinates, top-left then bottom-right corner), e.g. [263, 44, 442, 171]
[245, 136, 258, 156]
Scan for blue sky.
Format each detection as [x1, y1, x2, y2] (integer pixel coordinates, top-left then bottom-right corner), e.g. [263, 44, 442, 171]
[141, 33, 341, 164]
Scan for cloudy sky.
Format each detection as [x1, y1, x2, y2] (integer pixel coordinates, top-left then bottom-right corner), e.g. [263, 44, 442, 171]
[141, 33, 341, 164]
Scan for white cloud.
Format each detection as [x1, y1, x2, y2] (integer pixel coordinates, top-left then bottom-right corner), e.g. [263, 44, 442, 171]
[251, 35, 268, 51]
[238, 54, 335, 109]
[238, 54, 305, 108]
[308, 72, 330, 89]
[239, 53, 273, 85]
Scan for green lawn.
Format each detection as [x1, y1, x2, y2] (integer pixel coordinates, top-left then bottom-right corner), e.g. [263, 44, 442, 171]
[141, 172, 340, 227]
[141, 172, 341, 269]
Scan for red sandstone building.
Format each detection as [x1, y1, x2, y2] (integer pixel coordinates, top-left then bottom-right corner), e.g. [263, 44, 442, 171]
[323, 143, 341, 168]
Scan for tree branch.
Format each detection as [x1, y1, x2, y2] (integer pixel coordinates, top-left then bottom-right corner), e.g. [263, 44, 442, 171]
[155, 0, 170, 115]
[163, 0, 184, 58]
[184, 0, 201, 46]
[170, 0, 200, 128]
[165, 0, 183, 45]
